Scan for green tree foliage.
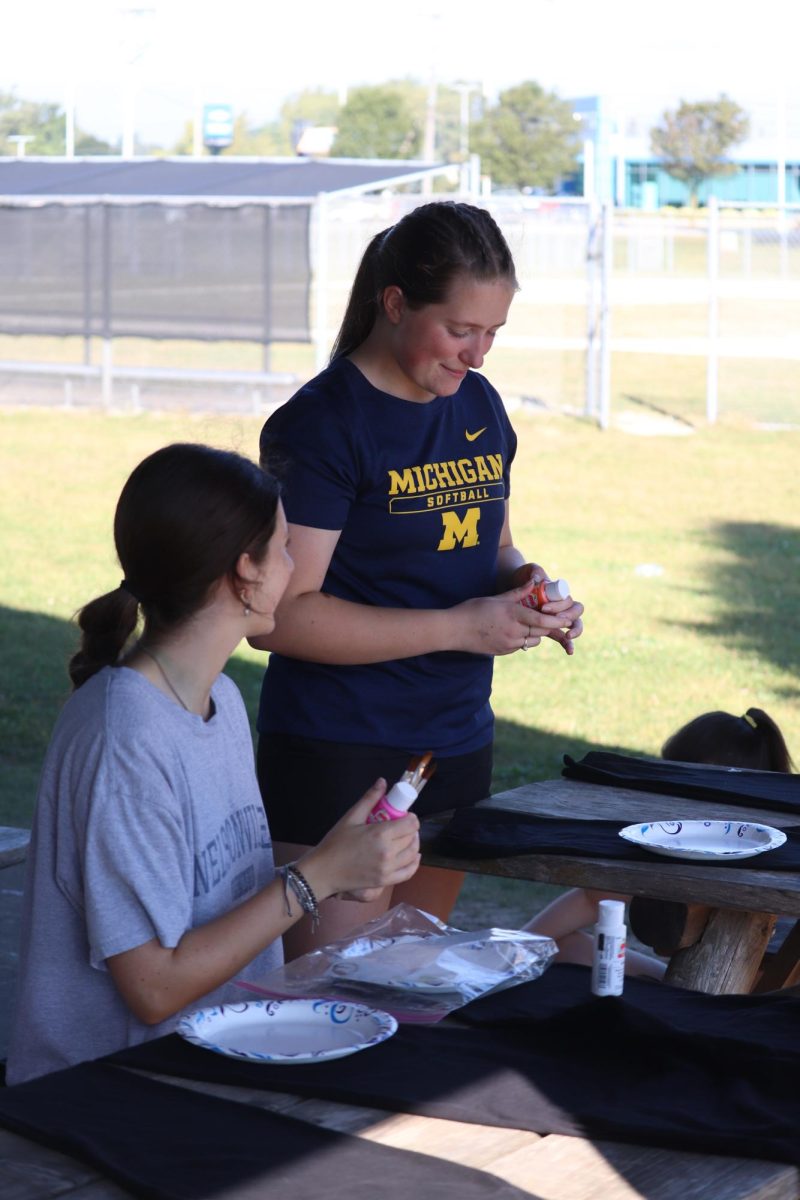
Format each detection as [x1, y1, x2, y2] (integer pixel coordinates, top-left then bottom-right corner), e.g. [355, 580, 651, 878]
[471, 81, 579, 191]
[0, 90, 113, 155]
[650, 94, 750, 204]
[1, 91, 65, 155]
[227, 114, 284, 156]
[169, 82, 471, 166]
[74, 131, 115, 155]
[331, 85, 421, 159]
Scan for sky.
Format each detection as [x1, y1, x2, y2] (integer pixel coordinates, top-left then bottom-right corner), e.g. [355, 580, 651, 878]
[2, 0, 797, 149]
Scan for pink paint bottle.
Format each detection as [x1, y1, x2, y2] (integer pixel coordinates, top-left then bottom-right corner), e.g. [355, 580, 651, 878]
[366, 780, 418, 824]
[520, 578, 570, 610]
[367, 752, 436, 824]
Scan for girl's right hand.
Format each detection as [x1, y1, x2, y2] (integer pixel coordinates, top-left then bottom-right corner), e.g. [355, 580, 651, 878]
[453, 580, 583, 657]
[297, 779, 421, 902]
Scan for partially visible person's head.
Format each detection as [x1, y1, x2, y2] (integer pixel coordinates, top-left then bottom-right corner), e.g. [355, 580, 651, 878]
[661, 707, 795, 773]
[69, 443, 281, 688]
[330, 201, 518, 362]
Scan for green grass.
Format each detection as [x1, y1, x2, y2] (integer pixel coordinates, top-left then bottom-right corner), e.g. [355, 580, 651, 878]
[1, 407, 799, 833]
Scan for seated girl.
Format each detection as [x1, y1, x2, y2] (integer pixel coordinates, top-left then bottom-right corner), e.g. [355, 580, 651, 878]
[6, 443, 420, 1085]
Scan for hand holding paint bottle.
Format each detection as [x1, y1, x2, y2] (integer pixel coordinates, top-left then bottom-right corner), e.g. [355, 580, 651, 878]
[520, 578, 570, 610]
[367, 752, 436, 823]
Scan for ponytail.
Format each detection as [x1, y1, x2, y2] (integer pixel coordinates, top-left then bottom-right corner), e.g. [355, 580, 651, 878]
[662, 706, 795, 773]
[742, 707, 795, 773]
[69, 587, 140, 689]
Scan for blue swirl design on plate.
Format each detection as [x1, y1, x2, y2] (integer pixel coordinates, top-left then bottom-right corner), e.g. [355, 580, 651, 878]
[653, 822, 682, 836]
[311, 1000, 355, 1025]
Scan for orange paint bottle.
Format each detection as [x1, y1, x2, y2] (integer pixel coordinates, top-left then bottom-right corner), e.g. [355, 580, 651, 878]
[520, 578, 570, 610]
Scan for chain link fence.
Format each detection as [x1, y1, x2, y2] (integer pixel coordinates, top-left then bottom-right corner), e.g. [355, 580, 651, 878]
[1, 192, 798, 427]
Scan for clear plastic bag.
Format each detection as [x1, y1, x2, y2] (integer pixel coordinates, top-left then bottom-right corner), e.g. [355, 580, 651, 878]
[238, 903, 557, 1022]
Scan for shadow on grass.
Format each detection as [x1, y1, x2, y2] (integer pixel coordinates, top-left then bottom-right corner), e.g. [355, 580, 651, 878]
[686, 520, 800, 700]
[0, 606, 75, 825]
[492, 717, 640, 795]
[12, 514, 796, 825]
[0, 601, 659, 827]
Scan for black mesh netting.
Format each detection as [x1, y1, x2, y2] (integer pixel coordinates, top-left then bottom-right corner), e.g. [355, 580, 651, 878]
[0, 201, 311, 342]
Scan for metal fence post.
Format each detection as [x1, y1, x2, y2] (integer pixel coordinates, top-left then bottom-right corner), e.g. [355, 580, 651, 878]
[100, 204, 113, 408]
[82, 205, 93, 366]
[584, 199, 600, 423]
[313, 192, 330, 373]
[706, 196, 719, 425]
[262, 205, 273, 374]
[598, 200, 613, 430]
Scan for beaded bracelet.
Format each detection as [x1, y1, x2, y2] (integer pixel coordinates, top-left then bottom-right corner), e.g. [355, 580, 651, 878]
[279, 863, 321, 932]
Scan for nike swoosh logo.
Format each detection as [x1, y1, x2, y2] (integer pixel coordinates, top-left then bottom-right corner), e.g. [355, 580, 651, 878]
[465, 427, 487, 442]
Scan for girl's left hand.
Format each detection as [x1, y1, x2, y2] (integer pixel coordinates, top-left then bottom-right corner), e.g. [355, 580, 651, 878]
[512, 562, 584, 656]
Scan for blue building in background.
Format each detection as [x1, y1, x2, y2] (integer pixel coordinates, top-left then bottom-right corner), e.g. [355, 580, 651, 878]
[567, 94, 800, 208]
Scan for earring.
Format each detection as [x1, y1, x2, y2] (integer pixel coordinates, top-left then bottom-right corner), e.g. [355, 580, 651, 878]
[240, 591, 251, 617]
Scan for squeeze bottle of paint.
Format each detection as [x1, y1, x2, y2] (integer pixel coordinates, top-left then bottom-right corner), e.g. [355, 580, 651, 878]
[520, 578, 570, 610]
[366, 780, 418, 824]
[591, 899, 627, 997]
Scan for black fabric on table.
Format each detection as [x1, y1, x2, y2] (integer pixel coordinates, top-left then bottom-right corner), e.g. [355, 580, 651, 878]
[429, 807, 800, 868]
[0, 1059, 531, 1200]
[562, 751, 800, 815]
[107, 964, 800, 1168]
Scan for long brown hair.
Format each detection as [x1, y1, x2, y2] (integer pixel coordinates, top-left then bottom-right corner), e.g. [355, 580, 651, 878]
[69, 443, 281, 688]
[330, 201, 518, 362]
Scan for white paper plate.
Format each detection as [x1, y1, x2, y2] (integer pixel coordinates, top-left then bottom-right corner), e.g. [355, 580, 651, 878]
[177, 998, 397, 1064]
[618, 819, 787, 862]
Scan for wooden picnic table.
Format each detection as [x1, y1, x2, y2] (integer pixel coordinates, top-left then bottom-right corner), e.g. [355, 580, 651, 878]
[1, 1066, 797, 1200]
[422, 777, 800, 994]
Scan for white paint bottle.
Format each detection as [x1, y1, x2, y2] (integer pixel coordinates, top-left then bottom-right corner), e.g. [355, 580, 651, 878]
[591, 899, 627, 996]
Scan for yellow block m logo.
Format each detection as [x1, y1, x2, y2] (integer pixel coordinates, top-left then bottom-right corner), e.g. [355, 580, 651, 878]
[437, 507, 480, 550]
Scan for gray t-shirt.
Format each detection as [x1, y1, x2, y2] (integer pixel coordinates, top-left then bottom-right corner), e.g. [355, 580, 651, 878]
[7, 666, 282, 1084]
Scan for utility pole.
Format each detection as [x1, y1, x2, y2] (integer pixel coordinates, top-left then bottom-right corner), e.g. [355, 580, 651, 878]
[452, 81, 482, 192]
[65, 80, 76, 157]
[421, 10, 441, 193]
[119, 5, 155, 157]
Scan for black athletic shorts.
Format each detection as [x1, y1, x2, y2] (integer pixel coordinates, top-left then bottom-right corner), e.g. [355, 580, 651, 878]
[257, 733, 493, 845]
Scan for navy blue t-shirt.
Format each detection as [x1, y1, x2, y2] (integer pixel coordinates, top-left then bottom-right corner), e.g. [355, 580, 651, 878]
[257, 357, 517, 756]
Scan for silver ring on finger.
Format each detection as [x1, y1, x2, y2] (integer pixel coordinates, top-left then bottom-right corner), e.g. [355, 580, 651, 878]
[521, 635, 529, 651]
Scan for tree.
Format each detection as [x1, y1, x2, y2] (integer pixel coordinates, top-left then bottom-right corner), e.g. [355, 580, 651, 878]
[650, 94, 750, 205]
[331, 85, 421, 159]
[0, 90, 113, 155]
[74, 131, 115, 155]
[470, 81, 579, 192]
[1, 91, 65, 155]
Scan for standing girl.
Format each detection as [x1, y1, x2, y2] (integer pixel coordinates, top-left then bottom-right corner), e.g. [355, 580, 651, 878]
[7, 443, 419, 1084]
[251, 201, 583, 957]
